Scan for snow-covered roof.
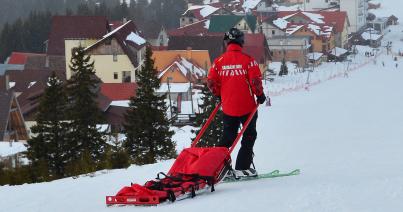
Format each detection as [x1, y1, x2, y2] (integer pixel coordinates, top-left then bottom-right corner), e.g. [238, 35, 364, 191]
[302, 12, 325, 24]
[307, 52, 324, 61]
[273, 18, 289, 29]
[361, 32, 383, 41]
[183, 5, 220, 18]
[273, 4, 302, 11]
[329, 47, 348, 57]
[157, 83, 191, 93]
[243, 0, 262, 10]
[158, 57, 206, 80]
[85, 20, 146, 51]
[0, 142, 27, 157]
[27, 81, 36, 89]
[9, 81, 16, 88]
[204, 20, 210, 29]
[286, 25, 303, 35]
[307, 24, 333, 38]
[126, 32, 146, 46]
[110, 100, 130, 107]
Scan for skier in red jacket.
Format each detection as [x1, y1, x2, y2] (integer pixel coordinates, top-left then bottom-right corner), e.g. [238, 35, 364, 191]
[207, 28, 266, 178]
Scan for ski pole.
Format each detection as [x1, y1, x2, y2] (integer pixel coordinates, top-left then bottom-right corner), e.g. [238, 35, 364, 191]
[191, 103, 222, 147]
[228, 104, 259, 154]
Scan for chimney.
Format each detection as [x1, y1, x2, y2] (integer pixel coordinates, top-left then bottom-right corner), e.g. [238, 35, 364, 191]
[123, 17, 127, 23]
[186, 47, 192, 60]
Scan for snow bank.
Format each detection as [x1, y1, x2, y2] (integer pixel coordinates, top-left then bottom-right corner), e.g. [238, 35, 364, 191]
[0, 142, 27, 157]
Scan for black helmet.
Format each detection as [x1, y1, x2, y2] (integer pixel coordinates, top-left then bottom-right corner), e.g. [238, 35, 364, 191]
[224, 27, 244, 46]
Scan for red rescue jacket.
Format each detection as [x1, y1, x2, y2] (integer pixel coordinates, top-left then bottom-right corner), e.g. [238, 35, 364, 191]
[208, 44, 263, 116]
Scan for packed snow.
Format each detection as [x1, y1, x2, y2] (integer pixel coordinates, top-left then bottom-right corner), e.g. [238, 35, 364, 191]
[0, 142, 27, 157]
[157, 83, 190, 93]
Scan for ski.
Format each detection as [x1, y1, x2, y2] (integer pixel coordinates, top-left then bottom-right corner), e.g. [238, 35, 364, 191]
[222, 169, 300, 183]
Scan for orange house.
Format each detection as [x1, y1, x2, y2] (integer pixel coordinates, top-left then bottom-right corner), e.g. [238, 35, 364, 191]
[290, 24, 336, 53]
[158, 56, 207, 84]
[153, 50, 211, 72]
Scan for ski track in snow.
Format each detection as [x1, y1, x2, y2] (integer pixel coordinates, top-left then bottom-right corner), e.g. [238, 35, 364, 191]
[2, 1, 403, 211]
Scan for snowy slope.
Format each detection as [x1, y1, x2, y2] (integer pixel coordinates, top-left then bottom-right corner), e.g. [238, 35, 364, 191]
[2, 49, 403, 212]
[2, 1, 403, 211]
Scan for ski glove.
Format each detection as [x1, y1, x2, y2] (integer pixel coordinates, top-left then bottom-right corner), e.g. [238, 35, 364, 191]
[256, 94, 266, 104]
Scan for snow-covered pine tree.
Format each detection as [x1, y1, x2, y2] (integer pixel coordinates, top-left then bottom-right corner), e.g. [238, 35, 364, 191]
[279, 58, 288, 76]
[124, 46, 176, 165]
[26, 71, 69, 179]
[191, 83, 223, 147]
[65, 47, 106, 175]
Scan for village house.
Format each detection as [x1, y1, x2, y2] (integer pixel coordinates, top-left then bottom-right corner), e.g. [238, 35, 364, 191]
[242, 0, 274, 12]
[208, 15, 258, 34]
[141, 22, 169, 49]
[260, 16, 287, 39]
[339, 0, 367, 34]
[267, 35, 310, 67]
[167, 35, 224, 62]
[277, 11, 350, 49]
[80, 20, 147, 83]
[152, 49, 211, 75]
[180, 4, 232, 27]
[158, 56, 207, 84]
[100, 83, 137, 132]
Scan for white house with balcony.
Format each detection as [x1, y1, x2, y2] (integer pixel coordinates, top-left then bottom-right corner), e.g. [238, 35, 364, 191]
[340, 0, 367, 33]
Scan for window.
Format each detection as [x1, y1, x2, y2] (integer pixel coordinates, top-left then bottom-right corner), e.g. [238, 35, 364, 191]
[113, 72, 118, 80]
[272, 30, 275, 35]
[122, 71, 131, 82]
[113, 54, 117, 62]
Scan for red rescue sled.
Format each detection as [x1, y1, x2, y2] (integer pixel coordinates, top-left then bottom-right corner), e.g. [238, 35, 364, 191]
[106, 103, 258, 206]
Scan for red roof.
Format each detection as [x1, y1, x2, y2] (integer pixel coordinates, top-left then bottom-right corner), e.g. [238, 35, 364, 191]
[100, 83, 137, 101]
[7, 52, 45, 65]
[278, 11, 348, 33]
[243, 34, 270, 63]
[47, 16, 110, 55]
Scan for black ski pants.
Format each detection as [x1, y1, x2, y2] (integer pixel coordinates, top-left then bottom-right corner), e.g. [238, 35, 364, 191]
[219, 112, 258, 170]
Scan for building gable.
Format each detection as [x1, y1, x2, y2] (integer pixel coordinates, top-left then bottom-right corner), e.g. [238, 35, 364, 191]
[47, 16, 110, 55]
[0, 92, 28, 141]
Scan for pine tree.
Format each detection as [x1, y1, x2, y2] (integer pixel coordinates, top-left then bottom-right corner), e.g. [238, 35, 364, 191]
[66, 47, 107, 174]
[191, 83, 223, 147]
[124, 46, 176, 165]
[26, 71, 69, 179]
[279, 58, 288, 76]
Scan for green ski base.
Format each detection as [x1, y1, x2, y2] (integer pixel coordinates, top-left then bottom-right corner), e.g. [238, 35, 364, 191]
[222, 169, 300, 183]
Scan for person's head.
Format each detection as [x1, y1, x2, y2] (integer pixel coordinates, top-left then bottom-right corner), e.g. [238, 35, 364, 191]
[224, 27, 244, 47]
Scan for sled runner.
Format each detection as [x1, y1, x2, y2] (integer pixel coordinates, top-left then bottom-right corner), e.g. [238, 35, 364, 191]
[106, 103, 259, 206]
